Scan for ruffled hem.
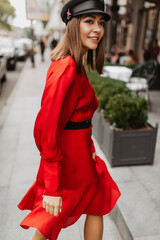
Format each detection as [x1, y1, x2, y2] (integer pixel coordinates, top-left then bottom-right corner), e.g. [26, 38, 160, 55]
[18, 156, 121, 240]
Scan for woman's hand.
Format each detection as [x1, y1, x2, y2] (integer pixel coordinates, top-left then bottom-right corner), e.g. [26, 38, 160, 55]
[92, 152, 97, 162]
[43, 195, 62, 217]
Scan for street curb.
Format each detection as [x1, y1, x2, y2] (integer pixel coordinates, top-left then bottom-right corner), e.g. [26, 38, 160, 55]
[110, 205, 133, 240]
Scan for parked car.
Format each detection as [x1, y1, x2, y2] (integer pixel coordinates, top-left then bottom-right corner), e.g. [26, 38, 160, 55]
[0, 36, 17, 70]
[0, 51, 7, 94]
[14, 39, 27, 61]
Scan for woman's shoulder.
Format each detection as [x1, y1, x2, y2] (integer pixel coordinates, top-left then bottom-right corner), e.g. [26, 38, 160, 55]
[50, 55, 76, 72]
[46, 55, 77, 85]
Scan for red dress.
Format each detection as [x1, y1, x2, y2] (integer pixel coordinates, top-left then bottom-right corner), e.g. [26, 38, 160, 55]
[18, 55, 121, 240]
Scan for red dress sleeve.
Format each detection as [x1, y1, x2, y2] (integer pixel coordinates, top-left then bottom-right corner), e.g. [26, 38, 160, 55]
[34, 57, 78, 196]
[91, 138, 96, 154]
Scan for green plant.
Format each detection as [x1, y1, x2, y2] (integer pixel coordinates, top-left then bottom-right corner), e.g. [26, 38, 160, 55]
[105, 94, 148, 129]
[86, 68, 131, 109]
[97, 80, 131, 109]
[86, 67, 148, 129]
[0, 0, 15, 30]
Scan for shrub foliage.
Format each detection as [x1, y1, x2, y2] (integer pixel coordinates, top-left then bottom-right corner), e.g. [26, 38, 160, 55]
[86, 68, 148, 129]
[105, 94, 148, 129]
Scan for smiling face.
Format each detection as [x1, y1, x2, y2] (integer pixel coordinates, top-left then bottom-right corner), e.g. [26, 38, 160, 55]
[80, 14, 105, 54]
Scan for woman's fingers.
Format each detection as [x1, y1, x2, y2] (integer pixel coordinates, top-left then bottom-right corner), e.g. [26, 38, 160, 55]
[49, 206, 60, 216]
[45, 203, 50, 213]
[53, 207, 59, 217]
[42, 196, 62, 217]
[49, 205, 54, 215]
[92, 152, 97, 162]
[43, 200, 46, 209]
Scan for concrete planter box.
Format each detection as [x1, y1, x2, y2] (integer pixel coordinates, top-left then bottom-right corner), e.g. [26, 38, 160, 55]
[92, 110, 104, 146]
[93, 111, 158, 167]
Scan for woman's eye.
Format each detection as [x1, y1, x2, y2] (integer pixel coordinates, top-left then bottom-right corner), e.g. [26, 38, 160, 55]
[100, 22, 105, 26]
[85, 20, 93, 24]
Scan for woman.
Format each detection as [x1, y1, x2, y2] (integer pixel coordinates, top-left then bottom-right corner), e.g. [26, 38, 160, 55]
[18, 0, 121, 239]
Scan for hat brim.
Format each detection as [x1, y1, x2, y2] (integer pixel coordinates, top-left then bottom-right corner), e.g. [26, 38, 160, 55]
[73, 9, 111, 22]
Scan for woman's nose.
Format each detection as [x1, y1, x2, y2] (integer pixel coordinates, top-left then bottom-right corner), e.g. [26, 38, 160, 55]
[93, 23, 101, 33]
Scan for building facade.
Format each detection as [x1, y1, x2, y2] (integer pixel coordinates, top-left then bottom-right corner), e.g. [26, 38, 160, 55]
[106, 0, 160, 62]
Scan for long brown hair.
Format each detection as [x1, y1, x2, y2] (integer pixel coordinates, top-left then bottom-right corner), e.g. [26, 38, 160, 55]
[50, 17, 105, 74]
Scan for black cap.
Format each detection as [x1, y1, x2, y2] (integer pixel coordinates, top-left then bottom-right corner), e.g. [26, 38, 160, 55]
[61, 0, 111, 25]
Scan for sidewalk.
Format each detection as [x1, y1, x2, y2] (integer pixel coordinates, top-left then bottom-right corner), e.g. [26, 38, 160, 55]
[0, 51, 122, 240]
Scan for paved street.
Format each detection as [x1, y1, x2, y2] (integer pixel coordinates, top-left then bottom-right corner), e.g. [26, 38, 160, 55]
[0, 51, 122, 240]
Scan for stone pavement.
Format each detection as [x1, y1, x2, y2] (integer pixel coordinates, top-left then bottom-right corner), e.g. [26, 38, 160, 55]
[0, 51, 122, 240]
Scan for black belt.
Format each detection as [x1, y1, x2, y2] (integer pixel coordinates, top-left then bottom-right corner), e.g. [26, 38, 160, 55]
[64, 119, 91, 130]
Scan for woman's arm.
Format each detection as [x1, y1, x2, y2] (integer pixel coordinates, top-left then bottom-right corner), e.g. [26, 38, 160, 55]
[34, 57, 78, 199]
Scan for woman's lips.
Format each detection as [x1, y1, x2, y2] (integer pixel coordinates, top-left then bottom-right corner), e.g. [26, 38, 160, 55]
[88, 37, 99, 43]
